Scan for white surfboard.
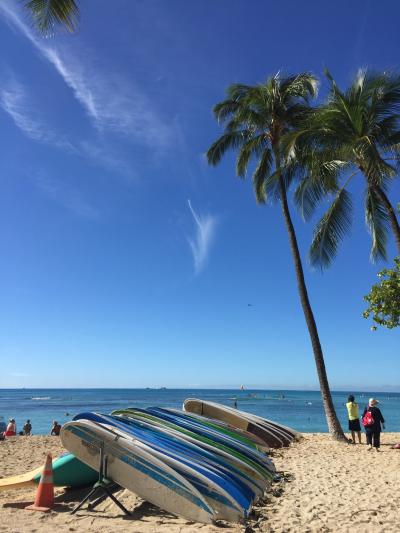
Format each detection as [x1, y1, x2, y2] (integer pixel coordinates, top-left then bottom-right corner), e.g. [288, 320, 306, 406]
[61, 420, 215, 524]
[183, 399, 300, 447]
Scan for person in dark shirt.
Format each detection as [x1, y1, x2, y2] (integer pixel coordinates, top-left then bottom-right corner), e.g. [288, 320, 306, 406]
[362, 398, 385, 451]
[50, 420, 61, 436]
[23, 419, 32, 436]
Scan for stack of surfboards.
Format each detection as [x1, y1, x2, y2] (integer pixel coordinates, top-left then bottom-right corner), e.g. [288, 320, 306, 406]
[61, 402, 291, 524]
[183, 399, 301, 447]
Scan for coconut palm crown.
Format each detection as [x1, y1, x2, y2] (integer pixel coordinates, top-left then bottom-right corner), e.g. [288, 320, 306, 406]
[207, 73, 318, 202]
[207, 73, 346, 440]
[291, 69, 400, 268]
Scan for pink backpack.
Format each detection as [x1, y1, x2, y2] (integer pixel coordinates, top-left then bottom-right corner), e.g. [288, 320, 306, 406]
[362, 409, 374, 427]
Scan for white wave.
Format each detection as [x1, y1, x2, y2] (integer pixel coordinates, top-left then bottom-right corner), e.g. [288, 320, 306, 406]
[31, 396, 51, 400]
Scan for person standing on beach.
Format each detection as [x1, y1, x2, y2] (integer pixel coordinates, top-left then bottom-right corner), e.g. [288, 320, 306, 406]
[346, 395, 362, 444]
[50, 420, 61, 436]
[362, 398, 385, 451]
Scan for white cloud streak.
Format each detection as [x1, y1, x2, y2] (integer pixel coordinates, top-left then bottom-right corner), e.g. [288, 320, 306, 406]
[187, 200, 217, 275]
[0, 77, 74, 151]
[0, 1, 171, 147]
[79, 140, 137, 179]
[0, 74, 136, 178]
[35, 173, 99, 219]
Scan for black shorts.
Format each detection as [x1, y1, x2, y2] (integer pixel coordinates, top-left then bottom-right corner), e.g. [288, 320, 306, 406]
[349, 419, 361, 432]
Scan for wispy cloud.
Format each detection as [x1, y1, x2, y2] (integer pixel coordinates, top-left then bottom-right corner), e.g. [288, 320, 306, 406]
[187, 200, 217, 275]
[353, 0, 371, 63]
[0, 77, 74, 151]
[0, 1, 172, 148]
[0, 74, 136, 178]
[34, 173, 99, 219]
[79, 140, 136, 180]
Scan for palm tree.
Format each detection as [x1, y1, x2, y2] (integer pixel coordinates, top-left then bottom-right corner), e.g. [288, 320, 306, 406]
[291, 70, 400, 268]
[207, 73, 346, 440]
[24, 0, 79, 34]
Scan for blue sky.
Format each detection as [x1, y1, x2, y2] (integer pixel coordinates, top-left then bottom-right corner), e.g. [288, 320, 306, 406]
[0, 0, 398, 390]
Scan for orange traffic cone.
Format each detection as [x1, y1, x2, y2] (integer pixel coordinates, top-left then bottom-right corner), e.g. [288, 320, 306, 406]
[26, 454, 54, 512]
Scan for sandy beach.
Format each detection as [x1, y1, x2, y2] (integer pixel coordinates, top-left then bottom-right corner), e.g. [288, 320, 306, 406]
[1, 433, 400, 532]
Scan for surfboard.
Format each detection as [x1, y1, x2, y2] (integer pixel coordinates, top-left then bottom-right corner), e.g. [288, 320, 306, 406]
[172, 408, 268, 450]
[183, 399, 299, 447]
[0, 453, 97, 491]
[61, 420, 215, 524]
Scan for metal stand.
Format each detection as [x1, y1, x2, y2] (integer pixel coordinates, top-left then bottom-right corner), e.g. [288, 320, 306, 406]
[71, 443, 131, 516]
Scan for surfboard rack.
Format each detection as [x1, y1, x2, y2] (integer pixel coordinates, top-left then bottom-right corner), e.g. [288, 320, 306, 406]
[71, 442, 131, 516]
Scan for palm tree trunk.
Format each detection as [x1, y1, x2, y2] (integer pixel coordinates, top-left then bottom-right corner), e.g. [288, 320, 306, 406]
[278, 177, 346, 440]
[372, 185, 400, 255]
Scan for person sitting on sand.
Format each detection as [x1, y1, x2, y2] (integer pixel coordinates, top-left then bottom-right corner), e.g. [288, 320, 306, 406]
[346, 394, 361, 444]
[362, 398, 385, 451]
[50, 420, 61, 436]
[4, 418, 16, 437]
[23, 419, 32, 436]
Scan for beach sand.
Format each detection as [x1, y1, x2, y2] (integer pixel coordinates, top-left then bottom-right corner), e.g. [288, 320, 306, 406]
[1, 433, 399, 532]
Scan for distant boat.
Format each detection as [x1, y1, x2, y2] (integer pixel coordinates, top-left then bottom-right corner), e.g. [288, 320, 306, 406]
[240, 385, 245, 391]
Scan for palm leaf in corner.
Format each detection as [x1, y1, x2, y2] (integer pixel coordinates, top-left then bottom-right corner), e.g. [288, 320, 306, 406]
[24, 0, 79, 34]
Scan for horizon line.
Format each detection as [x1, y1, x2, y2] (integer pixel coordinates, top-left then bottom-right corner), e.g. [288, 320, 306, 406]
[0, 386, 399, 393]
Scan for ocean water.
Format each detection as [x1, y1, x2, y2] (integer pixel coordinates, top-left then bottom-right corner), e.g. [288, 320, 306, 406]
[1, 388, 399, 435]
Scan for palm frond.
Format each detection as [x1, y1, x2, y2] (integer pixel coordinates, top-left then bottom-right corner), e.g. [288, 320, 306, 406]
[261, 169, 282, 201]
[213, 100, 241, 124]
[236, 135, 267, 177]
[252, 149, 273, 203]
[365, 187, 389, 261]
[295, 169, 338, 221]
[324, 68, 345, 100]
[280, 73, 318, 101]
[387, 130, 400, 145]
[309, 189, 353, 268]
[358, 140, 397, 184]
[207, 131, 249, 166]
[24, 0, 79, 34]
[370, 72, 400, 116]
[226, 84, 253, 102]
[291, 144, 346, 220]
[371, 115, 400, 148]
[225, 108, 265, 131]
